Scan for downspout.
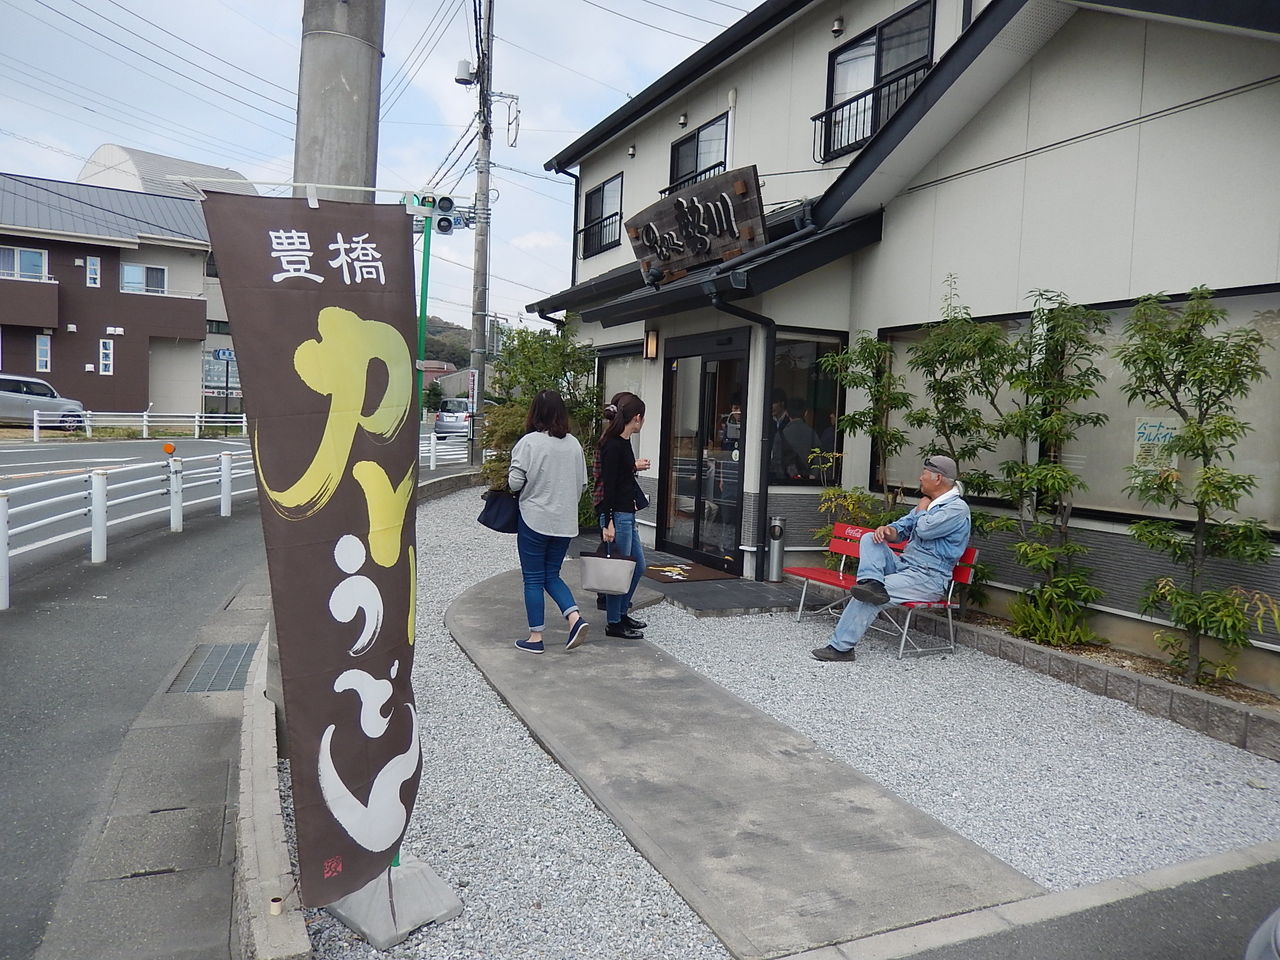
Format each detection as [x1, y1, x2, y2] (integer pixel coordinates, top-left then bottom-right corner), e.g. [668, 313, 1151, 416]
[708, 294, 775, 582]
[553, 167, 582, 287]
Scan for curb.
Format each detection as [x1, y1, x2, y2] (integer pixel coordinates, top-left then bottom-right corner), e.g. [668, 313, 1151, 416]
[233, 467, 484, 959]
[235, 630, 311, 960]
[908, 609, 1280, 763]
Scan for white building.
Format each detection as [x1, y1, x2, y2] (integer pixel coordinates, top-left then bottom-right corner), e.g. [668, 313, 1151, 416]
[528, 0, 1280, 674]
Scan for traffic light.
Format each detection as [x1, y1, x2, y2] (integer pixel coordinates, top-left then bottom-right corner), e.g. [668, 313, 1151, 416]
[434, 195, 456, 235]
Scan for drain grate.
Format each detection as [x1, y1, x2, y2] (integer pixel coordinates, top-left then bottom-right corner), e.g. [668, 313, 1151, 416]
[170, 642, 258, 693]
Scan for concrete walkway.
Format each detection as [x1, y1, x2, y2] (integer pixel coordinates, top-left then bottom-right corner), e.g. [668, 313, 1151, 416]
[445, 561, 1044, 960]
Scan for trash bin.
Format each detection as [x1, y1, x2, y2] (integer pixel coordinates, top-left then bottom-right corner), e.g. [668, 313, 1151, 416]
[766, 516, 786, 582]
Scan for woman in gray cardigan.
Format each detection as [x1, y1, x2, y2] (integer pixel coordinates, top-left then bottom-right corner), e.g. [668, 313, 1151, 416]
[508, 390, 589, 654]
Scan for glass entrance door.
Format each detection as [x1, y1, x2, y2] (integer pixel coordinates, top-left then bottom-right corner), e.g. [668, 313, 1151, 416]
[660, 348, 747, 573]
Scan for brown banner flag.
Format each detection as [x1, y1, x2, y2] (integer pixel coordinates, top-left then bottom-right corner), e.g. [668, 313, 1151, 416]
[203, 193, 421, 906]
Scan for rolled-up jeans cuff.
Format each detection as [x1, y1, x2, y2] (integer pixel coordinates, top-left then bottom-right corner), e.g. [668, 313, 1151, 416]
[529, 623, 546, 632]
[563, 605, 579, 618]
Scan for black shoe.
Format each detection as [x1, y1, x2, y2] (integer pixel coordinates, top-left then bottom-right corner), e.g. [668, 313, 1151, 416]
[850, 579, 890, 605]
[605, 623, 643, 640]
[812, 645, 857, 662]
[595, 594, 606, 611]
[620, 614, 647, 630]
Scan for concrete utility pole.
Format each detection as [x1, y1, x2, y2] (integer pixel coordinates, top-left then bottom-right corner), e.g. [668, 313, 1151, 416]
[469, 0, 495, 464]
[294, 0, 386, 201]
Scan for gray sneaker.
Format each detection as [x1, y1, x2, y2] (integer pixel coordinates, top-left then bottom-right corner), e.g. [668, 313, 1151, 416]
[811, 645, 857, 663]
[850, 579, 890, 605]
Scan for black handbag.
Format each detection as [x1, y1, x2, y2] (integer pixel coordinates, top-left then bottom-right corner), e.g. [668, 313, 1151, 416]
[477, 488, 519, 534]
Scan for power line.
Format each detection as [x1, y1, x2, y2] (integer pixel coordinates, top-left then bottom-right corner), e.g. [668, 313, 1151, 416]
[490, 162, 574, 185]
[423, 121, 478, 188]
[1, 0, 294, 141]
[385, 120, 584, 134]
[633, 0, 730, 29]
[0, 54, 293, 174]
[432, 251, 552, 295]
[701, 0, 750, 11]
[491, 173, 572, 206]
[34, 0, 296, 116]
[380, 0, 453, 101]
[211, 0, 297, 48]
[382, 0, 465, 115]
[494, 35, 631, 96]
[94, 0, 297, 97]
[575, 0, 709, 43]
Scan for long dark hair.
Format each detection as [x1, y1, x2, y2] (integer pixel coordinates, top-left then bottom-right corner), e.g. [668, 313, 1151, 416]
[599, 393, 645, 447]
[525, 389, 569, 439]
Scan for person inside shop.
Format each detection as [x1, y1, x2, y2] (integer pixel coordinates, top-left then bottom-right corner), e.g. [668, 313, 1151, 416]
[811, 455, 971, 663]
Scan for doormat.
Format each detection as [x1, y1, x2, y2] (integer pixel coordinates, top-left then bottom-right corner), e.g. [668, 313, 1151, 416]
[645, 562, 738, 584]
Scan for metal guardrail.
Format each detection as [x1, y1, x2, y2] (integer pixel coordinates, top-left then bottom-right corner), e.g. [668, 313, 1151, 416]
[419, 434, 472, 469]
[0, 450, 256, 610]
[32, 410, 249, 441]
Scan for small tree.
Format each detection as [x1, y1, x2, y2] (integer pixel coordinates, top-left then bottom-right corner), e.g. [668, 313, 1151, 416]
[986, 291, 1110, 646]
[481, 317, 601, 526]
[818, 332, 914, 512]
[423, 380, 443, 411]
[1115, 287, 1278, 683]
[905, 276, 1007, 494]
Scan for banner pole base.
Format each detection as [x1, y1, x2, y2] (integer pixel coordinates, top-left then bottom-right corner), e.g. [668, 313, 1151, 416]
[323, 856, 463, 950]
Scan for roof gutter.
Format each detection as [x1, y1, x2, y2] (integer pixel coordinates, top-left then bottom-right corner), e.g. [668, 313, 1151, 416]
[707, 295, 776, 582]
[707, 201, 817, 283]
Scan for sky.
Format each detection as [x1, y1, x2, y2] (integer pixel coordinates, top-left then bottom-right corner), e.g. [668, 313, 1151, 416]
[0, 0, 767, 334]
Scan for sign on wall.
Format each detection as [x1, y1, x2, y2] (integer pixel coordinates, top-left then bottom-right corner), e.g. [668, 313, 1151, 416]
[1134, 416, 1179, 471]
[202, 193, 421, 907]
[623, 165, 766, 284]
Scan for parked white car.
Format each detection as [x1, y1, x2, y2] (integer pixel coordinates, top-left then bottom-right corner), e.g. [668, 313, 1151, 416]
[0, 373, 85, 430]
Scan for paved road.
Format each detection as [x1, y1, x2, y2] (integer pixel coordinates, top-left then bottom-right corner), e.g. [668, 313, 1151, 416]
[0, 507, 266, 960]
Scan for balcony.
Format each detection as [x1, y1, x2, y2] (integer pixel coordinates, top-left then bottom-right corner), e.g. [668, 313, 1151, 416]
[660, 161, 727, 198]
[0, 274, 59, 328]
[811, 64, 930, 163]
[578, 212, 622, 259]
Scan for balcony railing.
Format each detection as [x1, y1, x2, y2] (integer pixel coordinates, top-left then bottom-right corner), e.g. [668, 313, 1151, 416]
[578, 212, 622, 259]
[811, 64, 930, 163]
[660, 161, 726, 197]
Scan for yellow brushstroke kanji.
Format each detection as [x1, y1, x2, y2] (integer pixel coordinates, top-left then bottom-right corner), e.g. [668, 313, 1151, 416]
[256, 306, 414, 561]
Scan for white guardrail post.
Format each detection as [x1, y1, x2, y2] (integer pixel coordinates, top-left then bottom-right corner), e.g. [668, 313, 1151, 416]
[429, 434, 437, 470]
[91, 469, 108, 563]
[32, 412, 40, 444]
[84, 412, 93, 439]
[0, 491, 10, 610]
[142, 410, 149, 439]
[220, 452, 233, 517]
[169, 457, 184, 533]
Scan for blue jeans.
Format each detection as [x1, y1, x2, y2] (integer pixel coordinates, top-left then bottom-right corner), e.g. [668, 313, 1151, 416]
[599, 511, 645, 625]
[516, 514, 578, 631]
[829, 532, 949, 651]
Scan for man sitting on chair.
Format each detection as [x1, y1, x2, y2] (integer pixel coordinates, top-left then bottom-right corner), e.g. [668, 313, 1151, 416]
[811, 456, 971, 663]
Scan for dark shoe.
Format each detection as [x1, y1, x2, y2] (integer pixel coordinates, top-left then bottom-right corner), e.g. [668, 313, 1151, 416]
[620, 614, 647, 630]
[812, 645, 857, 662]
[515, 638, 545, 655]
[850, 579, 890, 605]
[596, 594, 607, 611]
[565, 618, 589, 651]
[605, 623, 643, 640]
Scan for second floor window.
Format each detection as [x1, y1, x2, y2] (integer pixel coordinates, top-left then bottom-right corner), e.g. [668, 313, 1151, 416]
[121, 263, 167, 294]
[667, 113, 728, 194]
[36, 334, 51, 373]
[815, 0, 934, 161]
[580, 174, 622, 259]
[0, 245, 48, 281]
[86, 255, 101, 287]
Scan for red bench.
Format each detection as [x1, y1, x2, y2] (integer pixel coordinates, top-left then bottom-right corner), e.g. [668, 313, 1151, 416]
[783, 521, 978, 658]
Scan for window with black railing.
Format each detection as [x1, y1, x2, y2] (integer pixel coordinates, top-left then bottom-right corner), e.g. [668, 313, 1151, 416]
[665, 113, 728, 195]
[813, 0, 933, 163]
[579, 173, 622, 259]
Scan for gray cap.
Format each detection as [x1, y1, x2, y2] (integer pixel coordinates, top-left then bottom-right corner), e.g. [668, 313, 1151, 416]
[923, 455, 958, 480]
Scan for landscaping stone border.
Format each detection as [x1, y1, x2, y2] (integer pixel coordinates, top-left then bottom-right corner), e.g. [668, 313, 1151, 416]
[909, 611, 1280, 763]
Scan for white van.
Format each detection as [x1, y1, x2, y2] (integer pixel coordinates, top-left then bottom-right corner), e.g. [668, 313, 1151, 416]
[0, 374, 85, 430]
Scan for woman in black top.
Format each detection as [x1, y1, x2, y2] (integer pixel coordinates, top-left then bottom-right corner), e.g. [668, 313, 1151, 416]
[598, 394, 648, 639]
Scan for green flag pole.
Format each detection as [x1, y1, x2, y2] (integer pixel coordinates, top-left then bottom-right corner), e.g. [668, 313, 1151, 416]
[415, 197, 435, 413]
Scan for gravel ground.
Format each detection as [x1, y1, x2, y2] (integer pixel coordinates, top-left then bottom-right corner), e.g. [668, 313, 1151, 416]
[300, 487, 1280, 956]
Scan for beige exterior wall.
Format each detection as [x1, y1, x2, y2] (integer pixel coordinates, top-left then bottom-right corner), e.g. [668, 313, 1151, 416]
[147, 338, 202, 413]
[851, 11, 1280, 327]
[119, 245, 208, 300]
[574, 0, 969, 283]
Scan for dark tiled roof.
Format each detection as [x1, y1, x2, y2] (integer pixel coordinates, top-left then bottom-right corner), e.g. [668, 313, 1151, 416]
[0, 173, 208, 245]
